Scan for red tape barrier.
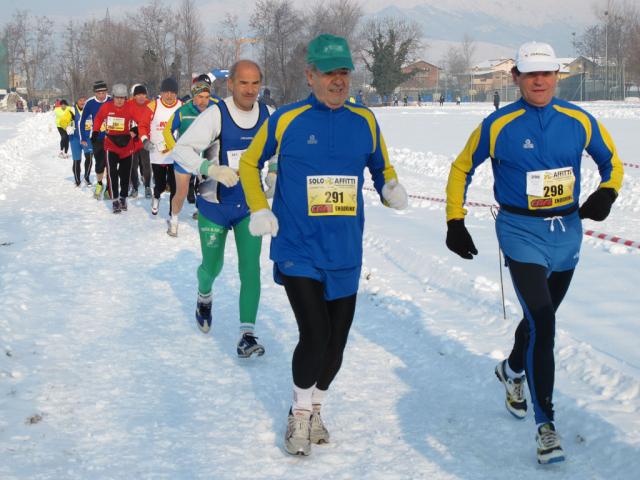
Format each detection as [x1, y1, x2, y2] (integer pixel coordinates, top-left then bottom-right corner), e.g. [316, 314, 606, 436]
[364, 187, 640, 249]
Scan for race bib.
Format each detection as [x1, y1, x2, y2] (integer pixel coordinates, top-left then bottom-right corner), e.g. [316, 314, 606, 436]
[107, 116, 125, 132]
[307, 175, 358, 216]
[85, 118, 93, 130]
[526, 167, 575, 210]
[226, 149, 246, 170]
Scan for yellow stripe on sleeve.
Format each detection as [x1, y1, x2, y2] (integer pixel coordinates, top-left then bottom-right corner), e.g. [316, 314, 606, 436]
[344, 104, 377, 152]
[239, 120, 271, 212]
[379, 133, 398, 183]
[446, 124, 482, 221]
[163, 112, 177, 151]
[553, 105, 592, 149]
[489, 109, 525, 158]
[597, 121, 624, 192]
[275, 105, 312, 156]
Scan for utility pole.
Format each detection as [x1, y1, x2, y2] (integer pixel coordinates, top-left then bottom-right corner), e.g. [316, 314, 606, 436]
[604, 9, 609, 100]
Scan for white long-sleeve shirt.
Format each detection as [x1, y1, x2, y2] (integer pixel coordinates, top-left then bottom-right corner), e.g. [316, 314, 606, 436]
[171, 97, 274, 174]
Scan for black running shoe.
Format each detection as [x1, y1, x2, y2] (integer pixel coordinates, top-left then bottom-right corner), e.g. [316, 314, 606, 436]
[119, 198, 127, 211]
[112, 200, 122, 214]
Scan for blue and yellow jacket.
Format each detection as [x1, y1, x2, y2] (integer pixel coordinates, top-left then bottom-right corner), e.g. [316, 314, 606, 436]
[446, 97, 624, 220]
[239, 93, 398, 270]
[80, 95, 112, 143]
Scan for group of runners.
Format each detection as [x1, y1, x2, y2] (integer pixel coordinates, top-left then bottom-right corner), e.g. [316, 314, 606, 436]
[51, 34, 623, 465]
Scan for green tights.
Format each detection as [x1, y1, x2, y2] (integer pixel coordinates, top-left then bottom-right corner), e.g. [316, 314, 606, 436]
[197, 215, 262, 325]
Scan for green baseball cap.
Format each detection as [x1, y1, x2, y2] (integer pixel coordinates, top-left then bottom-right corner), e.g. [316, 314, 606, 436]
[306, 34, 354, 73]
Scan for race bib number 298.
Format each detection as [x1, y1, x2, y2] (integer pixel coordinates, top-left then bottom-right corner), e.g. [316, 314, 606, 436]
[307, 175, 358, 216]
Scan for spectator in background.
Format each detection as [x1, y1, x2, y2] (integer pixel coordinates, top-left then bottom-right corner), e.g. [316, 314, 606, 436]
[260, 88, 276, 108]
[493, 90, 501, 110]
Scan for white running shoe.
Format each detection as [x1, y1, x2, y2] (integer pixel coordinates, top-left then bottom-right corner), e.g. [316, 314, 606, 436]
[536, 422, 565, 464]
[310, 409, 330, 444]
[284, 409, 311, 456]
[151, 197, 159, 215]
[495, 360, 527, 419]
[167, 219, 178, 237]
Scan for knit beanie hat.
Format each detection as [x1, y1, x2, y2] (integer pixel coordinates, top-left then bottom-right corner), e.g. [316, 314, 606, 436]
[112, 83, 128, 98]
[93, 80, 108, 92]
[160, 77, 179, 93]
[191, 80, 211, 97]
[132, 84, 148, 96]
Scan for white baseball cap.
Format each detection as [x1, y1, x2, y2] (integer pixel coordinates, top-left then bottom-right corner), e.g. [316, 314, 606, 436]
[515, 41, 560, 73]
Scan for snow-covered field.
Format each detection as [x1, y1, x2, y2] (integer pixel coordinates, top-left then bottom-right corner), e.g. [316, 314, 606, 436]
[0, 104, 638, 479]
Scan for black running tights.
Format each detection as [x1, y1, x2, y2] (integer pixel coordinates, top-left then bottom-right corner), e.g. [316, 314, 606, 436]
[506, 257, 574, 423]
[106, 151, 132, 200]
[281, 273, 357, 391]
[57, 127, 69, 153]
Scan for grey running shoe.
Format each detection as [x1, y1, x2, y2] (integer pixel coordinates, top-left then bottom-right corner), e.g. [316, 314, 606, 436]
[112, 200, 122, 214]
[495, 360, 527, 419]
[119, 198, 127, 211]
[284, 409, 311, 456]
[167, 219, 178, 237]
[145, 186, 152, 198]
[236, 332, 265, 358]
[536, 422, 565, 464]
[130, 188, 138, 198]
[310, 410, 330, 444]
[151, 197, 159, 215]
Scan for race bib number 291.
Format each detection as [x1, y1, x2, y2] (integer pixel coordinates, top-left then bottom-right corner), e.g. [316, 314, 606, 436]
[307, 175, 358, 216]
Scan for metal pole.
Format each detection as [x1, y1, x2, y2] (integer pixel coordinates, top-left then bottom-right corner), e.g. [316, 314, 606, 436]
[605, 10, 609, 100]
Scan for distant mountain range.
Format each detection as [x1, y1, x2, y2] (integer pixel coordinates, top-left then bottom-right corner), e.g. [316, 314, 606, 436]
[367, 3, 591, 64]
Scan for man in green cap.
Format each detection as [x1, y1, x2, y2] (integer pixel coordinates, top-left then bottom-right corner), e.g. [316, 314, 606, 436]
[239, 33, 408, 456]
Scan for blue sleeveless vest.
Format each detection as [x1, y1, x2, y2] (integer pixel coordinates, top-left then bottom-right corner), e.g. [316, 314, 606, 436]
[216, 100, 270, 206]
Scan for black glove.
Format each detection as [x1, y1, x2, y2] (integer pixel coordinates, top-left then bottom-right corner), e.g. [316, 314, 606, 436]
[446, 219, 478, 259]
[143, 139, 153, 151]
[90, 131, 99, 143]
[579, 187, 617, 221]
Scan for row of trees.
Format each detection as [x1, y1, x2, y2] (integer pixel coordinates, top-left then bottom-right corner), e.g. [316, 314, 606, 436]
[575, 0, 640, 98]
[1, 0, 424, 105]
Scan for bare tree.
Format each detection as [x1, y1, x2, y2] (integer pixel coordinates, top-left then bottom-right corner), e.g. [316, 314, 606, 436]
[250, 0, 304, 103]
[211, 13, 243, 71]
[176, 0, 204, 86]
[6, 11, 54, 102]
[305, 0, 363, 50]
[133, 0, 178, 87]
[58, 21, 90, 101]
[2, 13, 22, 90]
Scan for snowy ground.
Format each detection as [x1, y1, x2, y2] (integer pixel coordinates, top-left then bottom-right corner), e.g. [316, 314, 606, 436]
[0, 105, 638, 479]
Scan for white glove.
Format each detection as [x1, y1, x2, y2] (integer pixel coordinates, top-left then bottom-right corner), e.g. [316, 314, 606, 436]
[207, 164, 238, 188]
[249, 209, 279, 237]
[65, 125, 75, 135]
[382, 179, 408, 210]
[264, 172, 277, 198]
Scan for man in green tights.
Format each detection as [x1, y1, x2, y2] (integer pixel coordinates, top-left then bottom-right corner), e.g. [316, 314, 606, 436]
[171, 60, 275, 357]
